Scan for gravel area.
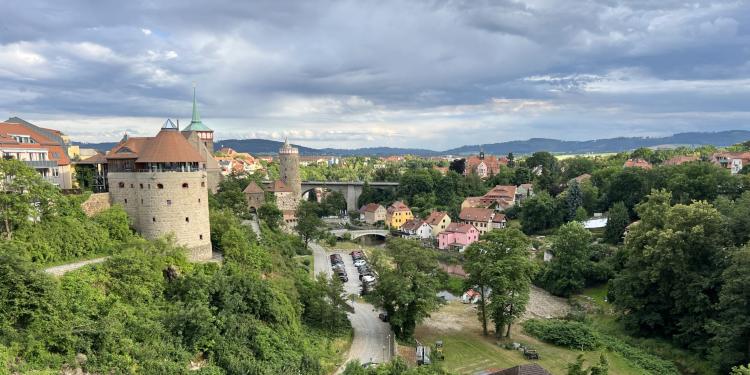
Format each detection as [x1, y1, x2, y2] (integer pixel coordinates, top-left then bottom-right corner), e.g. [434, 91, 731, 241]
[44, 257, 109, 276]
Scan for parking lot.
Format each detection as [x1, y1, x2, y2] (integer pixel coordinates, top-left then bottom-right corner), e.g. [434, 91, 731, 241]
[311, 243, 393, 370]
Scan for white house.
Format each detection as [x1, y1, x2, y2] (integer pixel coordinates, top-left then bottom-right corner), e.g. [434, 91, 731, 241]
[399, 219, 432, 239]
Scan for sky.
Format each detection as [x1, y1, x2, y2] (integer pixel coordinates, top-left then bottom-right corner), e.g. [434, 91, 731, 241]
[1, 0, 750, 150]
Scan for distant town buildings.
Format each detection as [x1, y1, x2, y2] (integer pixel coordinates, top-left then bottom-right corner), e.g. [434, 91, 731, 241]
[359, 203, 386, 224]
[623, 158, 653, 170]
[711, 152, 750, 175]
[0, 117, 74, 189]
[464, 149, 508, 178]
[398, 219, 432, 239]
[438, 222, 479, 252]
[424, 211, 451, 236]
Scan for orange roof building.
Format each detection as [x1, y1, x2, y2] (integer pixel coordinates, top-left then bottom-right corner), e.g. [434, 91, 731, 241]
[0, 117, 74, 188]
[623, 158, 653, 170]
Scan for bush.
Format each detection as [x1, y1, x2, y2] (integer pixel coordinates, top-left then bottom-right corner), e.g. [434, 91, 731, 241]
[599, 335, 679, 374]
[522, 319, 600, 350]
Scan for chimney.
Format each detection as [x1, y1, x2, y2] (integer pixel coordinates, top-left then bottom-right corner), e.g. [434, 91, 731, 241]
[176, 119, 180, 130]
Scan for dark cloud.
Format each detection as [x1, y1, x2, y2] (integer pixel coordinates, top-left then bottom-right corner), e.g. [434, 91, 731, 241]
[0, 0, 749, 148]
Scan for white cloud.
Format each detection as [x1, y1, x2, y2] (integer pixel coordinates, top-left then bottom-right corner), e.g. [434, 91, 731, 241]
[141, 28, 152, 36]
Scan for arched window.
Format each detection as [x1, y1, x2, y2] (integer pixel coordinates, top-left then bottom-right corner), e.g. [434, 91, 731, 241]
[152, 217, 156, 222]
[182, 183, 189, 188]
[201, 181, 206, 187]
[118, 182, 125, 188]
[185, 217, 190, 223]
[157, 183, 164, 189]
[199, 234, 203, 240]
[124, 199, 128, 204]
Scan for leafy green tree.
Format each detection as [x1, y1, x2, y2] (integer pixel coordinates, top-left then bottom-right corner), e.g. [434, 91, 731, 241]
[709, 245, 750, 371]
[610, 190, 730, 351]
[567, 354, 609, 375]
[540, 222, 591, 297]
[296, 201, 324, 249]
[603, 202, 629, 244]
[0, 253, 56, 329]
[562, 157, 596, 181]
[731, 365, 750, 375]
[371, 239, 442, 339]
[321, 190, 347, 216]
[92, 205, 133, 241]
[258, 201, 282, 230]
[0, 159, 61, 239]
[449, 158, 466, 175]
[512, 166, 532, 185]
[713, 191, 750, 246]
[507, 152, 515, 168]
[519, 191, 562, 234]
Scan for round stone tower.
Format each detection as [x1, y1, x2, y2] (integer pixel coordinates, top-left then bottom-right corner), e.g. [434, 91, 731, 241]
[278, 138, 301, 199]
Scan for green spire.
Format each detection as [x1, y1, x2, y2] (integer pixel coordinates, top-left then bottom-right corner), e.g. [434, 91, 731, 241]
[183, 85, 212, 132]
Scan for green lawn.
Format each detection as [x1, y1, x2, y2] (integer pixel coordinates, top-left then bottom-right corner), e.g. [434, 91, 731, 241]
[415, 326, 643, 375]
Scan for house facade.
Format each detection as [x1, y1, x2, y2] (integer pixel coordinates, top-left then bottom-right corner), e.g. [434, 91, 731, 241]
[0, 117, 74, 189]
[359, 203, 386, 224]
[711, 152, 750, 175]
[459, 207, 498, 235]
[399, 219, 432, 239]
[438, 223, 479, 252]
[424, 211, 451, 236]
[386, 201, 413, 229]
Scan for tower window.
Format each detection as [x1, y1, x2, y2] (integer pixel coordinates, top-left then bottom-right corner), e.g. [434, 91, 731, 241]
[167, 200, 172, 205]
[198, 198, 201, 203]
[140, 183, 143, 189]
[118, 182, 125, 188]
[124, 199, 128, 204]
[185, 217, 189, 223]
[130, 184, 134, 188]
[182, 183, 189, 188]
[199, 234, 203, 240]
[152, 217, 156, 222]
[157, 183, 164, 189]
[141, 199, 144, 204]
[201, 181, 205, 187]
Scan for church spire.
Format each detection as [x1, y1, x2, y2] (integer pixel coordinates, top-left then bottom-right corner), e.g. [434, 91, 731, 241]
[183, 84, 211, 132]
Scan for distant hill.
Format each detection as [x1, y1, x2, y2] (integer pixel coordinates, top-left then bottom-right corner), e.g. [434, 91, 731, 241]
[75, 130, 750, 157]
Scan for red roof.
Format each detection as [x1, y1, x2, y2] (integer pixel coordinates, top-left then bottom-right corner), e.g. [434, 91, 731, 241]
[424, 211, 449, 225]
[243, 181, 264, 194]
[0, 121, 71, 166]
[623, 158, 652, 169]
[444, 222, 477, 234]
[462, 196, 490, 208]
[489, 364, 552, 375]
[400, 219, 425, 232]
[387, 201, 411, 214]
[134, 129, 205, 163]
[459, 207, 495, 222]
[492, 213, 507, 223]
[465, 155, 507, 176]
[360, 203, 384, 213]
[663, 155, 699, 166]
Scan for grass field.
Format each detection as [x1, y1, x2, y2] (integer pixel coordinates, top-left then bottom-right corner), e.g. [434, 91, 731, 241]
[415, 315, 643, 375]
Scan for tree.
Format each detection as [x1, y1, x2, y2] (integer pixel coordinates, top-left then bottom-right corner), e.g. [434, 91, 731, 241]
[567, 354, 609, 375]
[562, 157, 596, 181]
[603, 202, 628, 244]
[0, 159, 61, 239]
[321, 190, 347, 216]
[92, 205, 133, 241]
[296, 201, 324, 249]
[610, 190, 730, 351]
[540, 222, 591, 297]
[371, 239, 442, 339]
[710, 245, 750, 371]
[512, 166, 532, 185]
[507, 152, 515, 168]
[258, 202, 282, 230]
[731, 365, 750, 375]
[564, 180, 584, 221]
[519, 191, 562, 234]
[464, 229, 538, 338]
[449, 158, 466, 175]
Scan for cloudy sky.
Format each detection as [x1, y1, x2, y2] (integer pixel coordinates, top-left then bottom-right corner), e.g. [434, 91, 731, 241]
[1, 0, 750, 149]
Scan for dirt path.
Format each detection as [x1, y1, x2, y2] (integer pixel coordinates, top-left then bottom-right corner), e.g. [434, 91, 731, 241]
[44, 257, 109, 276]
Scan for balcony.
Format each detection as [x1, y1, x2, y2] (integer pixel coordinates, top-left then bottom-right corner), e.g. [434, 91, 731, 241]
[24, 160, 58, 169]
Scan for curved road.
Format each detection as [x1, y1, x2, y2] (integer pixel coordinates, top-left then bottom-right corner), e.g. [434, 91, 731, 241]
[310, 242, 393, 371]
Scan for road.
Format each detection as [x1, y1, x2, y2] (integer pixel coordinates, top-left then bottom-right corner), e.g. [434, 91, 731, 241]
[310, 242, 393, 370]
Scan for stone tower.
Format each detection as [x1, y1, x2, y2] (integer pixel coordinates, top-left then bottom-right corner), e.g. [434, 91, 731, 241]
[106, 119, 212, 261]
[181, 87, 221, 192]
[278, 138, 301, 198]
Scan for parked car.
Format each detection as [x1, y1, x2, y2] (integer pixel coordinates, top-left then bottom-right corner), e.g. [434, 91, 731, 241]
[337, 271, 349, 283]
[362, 275, 376, 284]
[378, 312, 389, 322]
[354, 259, 367, 267]
[332, 263, 345, 271]
[357, 265, 369, 274]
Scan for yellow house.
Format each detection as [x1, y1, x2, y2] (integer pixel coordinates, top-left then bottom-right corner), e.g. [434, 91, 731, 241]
[386, 201, 413, 230]
[424, 211, 451, 236]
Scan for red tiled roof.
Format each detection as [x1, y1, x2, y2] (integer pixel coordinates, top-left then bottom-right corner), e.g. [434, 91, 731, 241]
[462, 196, 490, 208]
[492, 213, 507, 223]
[243, 181, 264, 194]
[465, 155, 508, 176]
[489, 364, 552, 375]
[400, 219, 425, 232]
[424, 211, 448, 225]
[484, 185, 516, 200]
[623, 158, 652, 169]
[106, 137, 150, 159]
[459, 207, 494, 222]
[0, 121, 71, 166]
[444, 222, 476, 234]
[663, 155, 699, 166]
[387, 201, 411, 214]
[135, 129, 205, 163]
[573, 173, 591, 182]
[79, 152, 108, 164]
[360, 203, 384, 213]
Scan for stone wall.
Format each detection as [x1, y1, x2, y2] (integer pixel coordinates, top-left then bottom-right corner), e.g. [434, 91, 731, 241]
[245, 191, 265, 211]
[275, 191, 298, 211]
[108, 171, 212, 261]
[81, 192, 111, 217]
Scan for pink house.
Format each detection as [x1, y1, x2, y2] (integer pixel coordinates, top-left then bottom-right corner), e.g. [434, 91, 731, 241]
[438, 223, 480, 252]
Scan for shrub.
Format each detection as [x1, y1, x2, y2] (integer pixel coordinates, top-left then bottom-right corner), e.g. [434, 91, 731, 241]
[522, 319, 600, 350]
[599, 335, 679, 374]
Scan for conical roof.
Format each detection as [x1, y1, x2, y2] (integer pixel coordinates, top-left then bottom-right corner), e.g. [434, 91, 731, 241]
[136, 126, 205, 163]
[183, 87, 212, 132]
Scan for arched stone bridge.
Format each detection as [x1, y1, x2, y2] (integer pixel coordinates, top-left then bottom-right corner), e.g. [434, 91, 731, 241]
[263, 180, 399, 211]
[330, 229, 390, 240]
